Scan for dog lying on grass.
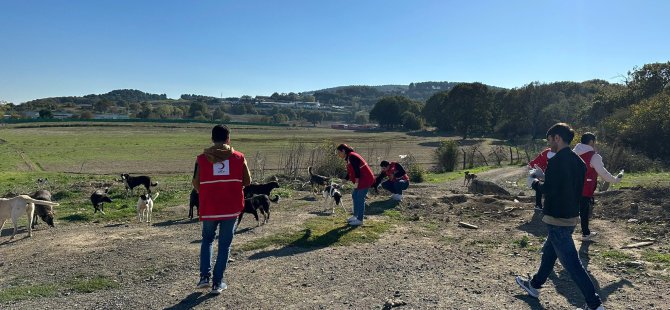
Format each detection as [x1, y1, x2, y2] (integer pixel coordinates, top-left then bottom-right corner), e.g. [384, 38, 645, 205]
[0, 195, 60, 239]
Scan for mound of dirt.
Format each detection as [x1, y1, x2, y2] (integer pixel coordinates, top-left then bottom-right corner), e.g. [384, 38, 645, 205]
[467, 179, 511, 196]
[595, 186, 670, 237]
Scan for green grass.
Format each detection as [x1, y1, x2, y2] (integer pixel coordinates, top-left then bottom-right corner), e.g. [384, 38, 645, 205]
[642, 251, 670, 267]
[237, 214, 395, 252]
[0, 275, 119, 303]
[613, 171, 670, 188]
[514, 235, 530, 248]
[600, 249, 633, 262]
[424, 165, 498, 183]
[67, 275, 120, 293]
[0, 284, 59, 302]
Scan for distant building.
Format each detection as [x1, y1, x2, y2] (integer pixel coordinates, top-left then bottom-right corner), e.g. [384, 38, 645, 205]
[22, 111, 40, 118]
[94, 113, 130, 120]
[52, 112, 74, 119]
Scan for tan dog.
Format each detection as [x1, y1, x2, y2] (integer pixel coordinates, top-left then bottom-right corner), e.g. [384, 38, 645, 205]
[0, 195, 60, 239]
[464, 171, 478, 186]
[137, 192, 159, 223]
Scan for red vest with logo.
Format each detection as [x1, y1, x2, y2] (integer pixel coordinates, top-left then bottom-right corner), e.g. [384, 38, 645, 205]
[386, 162, 409, 182]
[197, 151, 245, 221]
[346, 152, 375, 189]
[579, 151, 598, 197]
[529, 148, 551, 171]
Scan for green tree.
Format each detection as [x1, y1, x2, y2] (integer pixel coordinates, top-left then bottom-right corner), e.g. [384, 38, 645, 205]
[443, 83, 492, 139]
[189, 101, 209, 119]
[369, 96, 421, 129]
[212, 107, 226, 121]
[38, 109, 53, 119]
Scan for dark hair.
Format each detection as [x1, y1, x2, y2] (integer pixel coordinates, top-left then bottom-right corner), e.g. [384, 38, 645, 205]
[380, 160, 390, 167]
[546, 123, 575, 144]
[212, 124, 230, 143]
[580, 132, 596, 144]
[336, 143, 354, 154]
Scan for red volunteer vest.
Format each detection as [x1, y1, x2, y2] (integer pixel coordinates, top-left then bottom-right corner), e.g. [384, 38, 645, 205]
[529, 148, 551, 171]
[579, 151, 598, 197]
[346, 152, 375, 189]
[197, 151, 245, 221]
[386, 162, 409, 182]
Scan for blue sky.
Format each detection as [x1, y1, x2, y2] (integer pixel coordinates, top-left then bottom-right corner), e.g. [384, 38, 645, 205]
[1, 0, 668, 104]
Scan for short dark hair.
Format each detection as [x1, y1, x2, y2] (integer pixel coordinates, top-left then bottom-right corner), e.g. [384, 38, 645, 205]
[580, 132, 596, 144]
[380, 160, 390, 167]
[336, 143, 354, 154]
[211, 124, 230, 143]
[546, 123, 575, 144]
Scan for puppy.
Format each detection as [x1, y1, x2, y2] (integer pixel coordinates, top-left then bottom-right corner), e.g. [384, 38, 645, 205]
[121, 173, 158, 195]
[307, 166, 330, 194]
[30, 190, 55, 229]
[244, 181, 280, 198]
[322, 183, 345, 214]
[236, 194, 280, 230]
[464, 171, 477, 186]
[189, 189, 199, 220]
[137, 192, 159, 223]
[90, 189, 113, 215]
[0, 195, 59, 239]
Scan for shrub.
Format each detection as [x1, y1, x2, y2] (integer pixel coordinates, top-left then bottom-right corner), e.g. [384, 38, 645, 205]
[400, 154, 426, 183]
[435, 140, 459, 172]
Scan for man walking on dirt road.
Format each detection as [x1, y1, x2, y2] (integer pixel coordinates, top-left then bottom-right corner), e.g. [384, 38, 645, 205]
[515, 123, 605, 310]
[192, 124, 252, 295]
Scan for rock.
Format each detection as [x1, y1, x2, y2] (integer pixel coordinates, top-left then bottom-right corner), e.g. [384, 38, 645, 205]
[468, 180, 510, 196]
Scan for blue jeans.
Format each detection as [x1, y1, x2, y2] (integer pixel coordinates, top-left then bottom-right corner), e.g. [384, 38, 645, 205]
[200, 218, 237, 285]
[530, 224, 602, 309]
[381, 180, 409, 195]
[352, 188, 368, 221]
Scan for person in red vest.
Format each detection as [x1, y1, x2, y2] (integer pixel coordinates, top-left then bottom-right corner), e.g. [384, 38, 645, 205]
[528, 148, 555, 211]
[372, 160, 409, 201]
[573, 132, 623, 241]
[337, 144, 375, 226]
[192, 124, 251, 295]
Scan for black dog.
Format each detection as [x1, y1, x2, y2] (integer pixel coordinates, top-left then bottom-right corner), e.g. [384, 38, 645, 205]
[30, 190, 55, 229]
[189, 189, 199, 220]
[90, 189, 113, 214]
[307, 166, 330, 194]
[236, 194, 280, 230]
[121, 173, 158, 194]
[244, 181, 280, 198]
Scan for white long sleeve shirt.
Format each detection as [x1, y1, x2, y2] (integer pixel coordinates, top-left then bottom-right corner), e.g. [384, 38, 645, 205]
[573, 143, 621, 183]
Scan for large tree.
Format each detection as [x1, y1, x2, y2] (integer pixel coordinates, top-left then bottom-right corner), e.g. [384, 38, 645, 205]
[369, 96, 422, 129]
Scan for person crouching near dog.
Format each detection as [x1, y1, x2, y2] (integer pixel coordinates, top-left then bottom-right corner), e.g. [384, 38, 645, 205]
[528, 148, 555, 211]
[192, 124, 251, 295]
[516, 123, 605, 310]
[372, 160, 409, 201]
[336, 144, 375, 226]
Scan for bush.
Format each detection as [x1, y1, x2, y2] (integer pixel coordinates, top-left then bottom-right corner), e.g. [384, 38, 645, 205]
[435, 140, 459, 172]
[400, 154, 426, 183]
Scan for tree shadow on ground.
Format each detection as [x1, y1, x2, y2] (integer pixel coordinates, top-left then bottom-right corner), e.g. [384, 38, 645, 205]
[517, 210, 547, 237]
[247, 225, 355, 260]
[163, 292, 216, 310]
[551, 241, 633, 307]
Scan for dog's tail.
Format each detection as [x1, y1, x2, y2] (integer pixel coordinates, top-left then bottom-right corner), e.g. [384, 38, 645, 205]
[151, 182, 159, 187]
[152, 192, 160, 201]
[308, 166, 314, 176]
[19, 195, 60, 207]
[270, 194, 280, 203]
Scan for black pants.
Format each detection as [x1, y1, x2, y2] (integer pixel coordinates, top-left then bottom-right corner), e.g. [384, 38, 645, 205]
[535, 189, 543, 208]
[579, 196, 593, 236]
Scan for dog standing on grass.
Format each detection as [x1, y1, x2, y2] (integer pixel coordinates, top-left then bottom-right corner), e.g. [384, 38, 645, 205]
[0, 195, 60, 239]
[307, 166, 330, 195]
[137, 192, 159, 223]
[464, 171, 478, 186]
[322, 183, 345, 214]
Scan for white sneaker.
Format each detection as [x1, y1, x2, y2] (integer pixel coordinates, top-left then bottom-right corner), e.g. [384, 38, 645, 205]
[582, 232, 598, 241]
[348, 218, 363, 226]
[390, 194, 398, 200]
[347, 216, 357, 223]
[210, 282, 227, 295]
[393, 194, 403, 201]
[515, 275, 539, 298]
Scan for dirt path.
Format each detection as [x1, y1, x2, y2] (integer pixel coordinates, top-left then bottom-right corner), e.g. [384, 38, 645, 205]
[1, 167, 668, 309]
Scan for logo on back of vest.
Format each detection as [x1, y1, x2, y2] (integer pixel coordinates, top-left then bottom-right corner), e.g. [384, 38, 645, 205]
[213, 160, 230, 176]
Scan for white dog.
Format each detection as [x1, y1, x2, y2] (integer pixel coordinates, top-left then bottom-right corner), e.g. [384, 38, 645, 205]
[0, 195, 59, 239]
[137, 192, 159, 223]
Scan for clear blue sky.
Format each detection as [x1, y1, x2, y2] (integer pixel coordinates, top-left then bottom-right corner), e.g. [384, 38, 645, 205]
[1, 0, 668, 104]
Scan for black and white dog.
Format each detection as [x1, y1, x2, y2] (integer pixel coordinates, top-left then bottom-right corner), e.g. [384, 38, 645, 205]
[322, 182, 345, 214]
[137, 192, 159, 223]
[90, 189, 113, 215]
[236, 194, 280, 230]
[244, 181, 280, 198]
[307, 166, 330, 194]
[121, 174, 158, 195]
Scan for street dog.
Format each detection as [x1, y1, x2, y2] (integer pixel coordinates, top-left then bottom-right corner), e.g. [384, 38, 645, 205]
[0, 195, 60, 239]
[137, 192, 159, 223]
[236, 194, 280, 230]
[121, 173, 158, 195]
[307, 166, 330, 194]
[244, 181, 280, 198]
[90, 189, 113, 215]
[189, 189, 199, 220]
[464, 171, 478, 186]
[30, 190, 55, 229]
[322, 183, 345, 214]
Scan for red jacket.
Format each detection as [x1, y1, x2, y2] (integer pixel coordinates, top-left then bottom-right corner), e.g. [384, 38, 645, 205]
[579, 151, 598, 197]
[529, 148, 552, 171]
[386, 162, 409, 182]
[346, 152, 375, 189]
[197, 151, 246, 221]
